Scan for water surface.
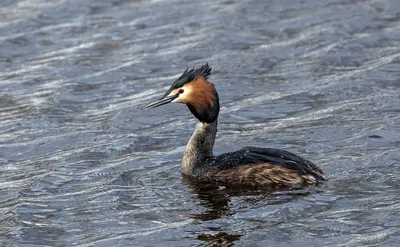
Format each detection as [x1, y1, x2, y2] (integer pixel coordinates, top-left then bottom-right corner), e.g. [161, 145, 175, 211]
[1, 0, 400, 246]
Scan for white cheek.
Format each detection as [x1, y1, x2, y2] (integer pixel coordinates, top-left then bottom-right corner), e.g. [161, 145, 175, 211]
[169, 87, 190, 103]
[172, 93, 185, 103]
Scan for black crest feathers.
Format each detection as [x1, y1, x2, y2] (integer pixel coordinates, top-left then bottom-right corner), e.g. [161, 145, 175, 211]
[171, 63, 212, 89]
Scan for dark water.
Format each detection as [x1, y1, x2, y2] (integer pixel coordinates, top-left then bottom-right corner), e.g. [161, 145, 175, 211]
[1, 0, 400, 246]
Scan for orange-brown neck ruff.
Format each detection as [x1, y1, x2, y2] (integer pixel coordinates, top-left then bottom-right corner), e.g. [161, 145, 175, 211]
[186, 76, 219, 123]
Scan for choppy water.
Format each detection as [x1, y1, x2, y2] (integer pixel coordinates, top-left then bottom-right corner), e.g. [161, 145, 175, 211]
[1, 0, 400, 246]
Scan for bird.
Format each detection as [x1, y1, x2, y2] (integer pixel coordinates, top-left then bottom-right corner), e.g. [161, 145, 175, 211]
[143, 63, 325, 188]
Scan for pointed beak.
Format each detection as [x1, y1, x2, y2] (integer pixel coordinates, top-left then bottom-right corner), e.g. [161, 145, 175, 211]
[142, 94, 179, 109]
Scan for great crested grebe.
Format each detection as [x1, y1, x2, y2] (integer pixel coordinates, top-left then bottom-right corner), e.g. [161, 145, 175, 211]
[143, 63, 325, 188]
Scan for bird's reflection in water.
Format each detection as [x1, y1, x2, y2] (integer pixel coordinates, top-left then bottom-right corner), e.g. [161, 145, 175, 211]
[182, 176, 312, 246]
[197, 232, 241, 247]
[182, 176, 312, 221]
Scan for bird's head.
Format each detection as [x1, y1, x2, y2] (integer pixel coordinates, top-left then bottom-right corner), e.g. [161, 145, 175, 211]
[143, 63, 219, 123]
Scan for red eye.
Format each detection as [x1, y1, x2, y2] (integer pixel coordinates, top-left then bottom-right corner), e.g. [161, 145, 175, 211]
[178, 89, 184, 94]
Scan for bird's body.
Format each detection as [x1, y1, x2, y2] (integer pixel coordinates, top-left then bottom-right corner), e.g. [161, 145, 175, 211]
[143, 63, 325, 188]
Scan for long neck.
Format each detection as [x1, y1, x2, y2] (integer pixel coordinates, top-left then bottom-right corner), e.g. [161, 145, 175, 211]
[182, 120, 217, 175]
